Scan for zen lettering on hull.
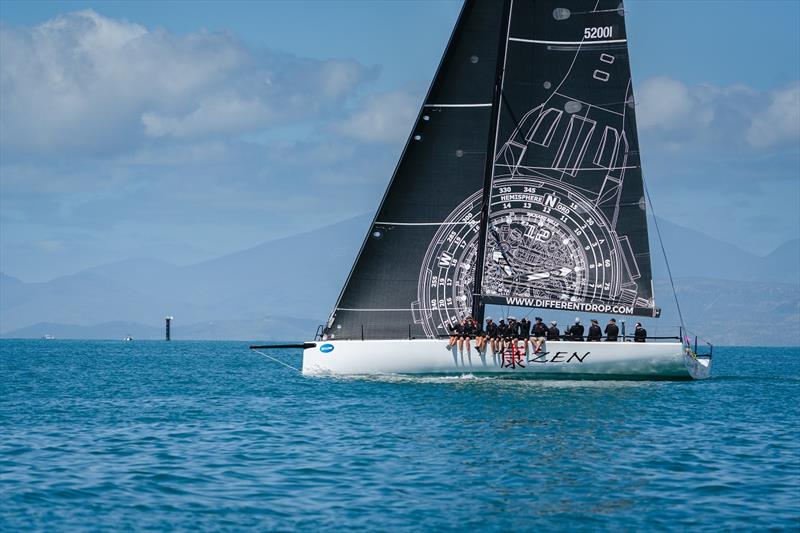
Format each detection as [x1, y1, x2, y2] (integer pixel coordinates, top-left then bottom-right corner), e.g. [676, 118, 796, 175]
[527, 351, 590, 364]
[501, 350, 590, 369]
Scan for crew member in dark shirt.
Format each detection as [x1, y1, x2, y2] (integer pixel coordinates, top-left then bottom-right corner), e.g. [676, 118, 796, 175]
[459, 318, 475, 354]
[518, 317, 532, 354]
[506, 317, 520, 352]
[474, 318, 486, 353]
[634, 322, 647, 343]
[485, 318, 499, 355]
[446, 320, 462, 350]
[497, 319, 508, 352]
[531, 317, 548, 353]
[587, 319, 602, 341]
[547, 320, 560, 341]
[568, 317, 584, 341]
[604, 318, 619, 342]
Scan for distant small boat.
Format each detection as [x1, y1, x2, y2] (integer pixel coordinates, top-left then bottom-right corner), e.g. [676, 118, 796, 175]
[123, 336, 133, 341]
[42, 334, 55, 340]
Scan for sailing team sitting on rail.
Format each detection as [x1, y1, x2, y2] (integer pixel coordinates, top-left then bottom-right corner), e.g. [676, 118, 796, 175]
[446, 315, 647, 355]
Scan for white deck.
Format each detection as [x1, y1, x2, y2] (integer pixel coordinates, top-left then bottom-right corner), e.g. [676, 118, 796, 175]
[302, 339, 711, 380]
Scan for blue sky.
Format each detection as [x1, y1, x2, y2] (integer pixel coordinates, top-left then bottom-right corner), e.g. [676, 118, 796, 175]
[1, 0, 798, 281]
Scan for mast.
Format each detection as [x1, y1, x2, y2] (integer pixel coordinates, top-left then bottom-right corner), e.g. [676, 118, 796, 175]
[471, 0, 512, 324]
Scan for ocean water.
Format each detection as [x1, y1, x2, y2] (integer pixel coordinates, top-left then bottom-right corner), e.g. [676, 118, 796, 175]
[1, 340, 798, 531]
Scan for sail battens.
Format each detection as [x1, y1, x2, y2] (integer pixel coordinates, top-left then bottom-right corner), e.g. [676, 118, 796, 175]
[509, 37, 627, 45]
[495, 164, 639, 172]
[336, 308, 460, 312]
[424, 103, 493, 108]
[375, 221, 477, 226]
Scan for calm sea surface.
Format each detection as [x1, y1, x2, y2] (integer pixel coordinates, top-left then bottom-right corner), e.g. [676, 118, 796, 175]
[1, 340, 798, 531]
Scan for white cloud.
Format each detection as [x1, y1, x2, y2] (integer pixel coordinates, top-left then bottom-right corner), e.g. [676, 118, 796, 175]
[0, 10, 376, 153]
[141, 96, 274, 138]
[333, 90, 421, 143]
[746, 82, 800, 148]
[636, 76, 697, 130]
[636, 76, 799, 151]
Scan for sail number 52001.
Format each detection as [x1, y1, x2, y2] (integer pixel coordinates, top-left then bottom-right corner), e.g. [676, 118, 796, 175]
[584, 26, 613, 39]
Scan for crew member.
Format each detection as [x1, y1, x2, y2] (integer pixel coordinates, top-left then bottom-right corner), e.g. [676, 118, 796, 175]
[446, 320, 462, 350]
[587, 319, 602, 341]
[531, 317, 548, 353]
[634, 322, 647, 343]
[604, 318, 619, 342]
[485, 318, 499, 355]
[474, 319, 486, 353]
[547, 320, 560, 341]
[518, 317, 532, 354]
[459, 317, 474, 354]
[568, 317, 584, 341]
[506, 317, 520, 353]
[497, 319, 508, 352]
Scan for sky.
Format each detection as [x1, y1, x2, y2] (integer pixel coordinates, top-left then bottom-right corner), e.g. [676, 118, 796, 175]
[1, 0, 798, 282]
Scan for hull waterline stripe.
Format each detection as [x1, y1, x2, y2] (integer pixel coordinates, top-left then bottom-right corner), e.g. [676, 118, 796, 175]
[509, 37, 627, 45]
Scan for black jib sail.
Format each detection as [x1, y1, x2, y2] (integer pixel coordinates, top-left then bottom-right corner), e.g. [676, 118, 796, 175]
[324, 1, 507, 340]
[325, 0, 657, 341]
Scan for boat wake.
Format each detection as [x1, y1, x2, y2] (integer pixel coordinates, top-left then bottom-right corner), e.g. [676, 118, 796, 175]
[317, 372, 657, 388]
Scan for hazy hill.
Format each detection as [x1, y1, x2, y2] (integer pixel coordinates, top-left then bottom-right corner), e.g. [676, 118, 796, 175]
[1, 214, 798, 344]
[650, 220, 798, 284]
[1, 215, 370, 338]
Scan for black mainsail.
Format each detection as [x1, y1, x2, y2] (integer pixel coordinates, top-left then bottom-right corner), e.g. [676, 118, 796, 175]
[325, 0, 657, 342]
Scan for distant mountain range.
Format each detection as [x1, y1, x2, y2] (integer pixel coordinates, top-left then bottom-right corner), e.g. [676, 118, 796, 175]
[1, 214, 798, 345]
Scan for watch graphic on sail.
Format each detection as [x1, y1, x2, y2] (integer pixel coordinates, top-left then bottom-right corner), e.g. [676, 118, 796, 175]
[414, 40, 657, 338]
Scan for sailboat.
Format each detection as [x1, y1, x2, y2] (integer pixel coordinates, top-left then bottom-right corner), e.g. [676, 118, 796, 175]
[253, 0, 713, 379]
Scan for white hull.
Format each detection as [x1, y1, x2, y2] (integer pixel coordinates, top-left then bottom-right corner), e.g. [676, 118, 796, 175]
[302, 339, 711, 380]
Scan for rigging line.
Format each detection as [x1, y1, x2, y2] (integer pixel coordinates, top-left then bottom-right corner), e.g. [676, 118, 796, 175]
[643, 181, 685, 330]
[251, 349, 302, 373]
